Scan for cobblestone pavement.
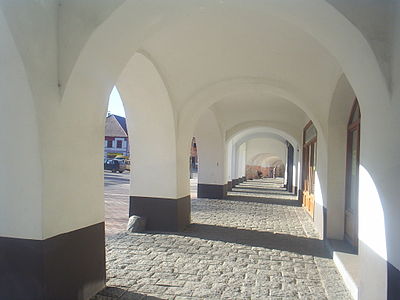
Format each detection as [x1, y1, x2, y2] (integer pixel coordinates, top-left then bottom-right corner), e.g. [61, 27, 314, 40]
[95, 178, 352, 300]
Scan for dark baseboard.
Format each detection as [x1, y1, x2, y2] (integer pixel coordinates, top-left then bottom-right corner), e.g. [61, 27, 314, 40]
[198, 183, 227, 199]
[388, 261, 400, 300]
[227, 181, 233, 191]
[0, 222, 106, 300]
[223, 184, 228, 198]
[298, 189, 303, 205]
[130, 195, 191, 232]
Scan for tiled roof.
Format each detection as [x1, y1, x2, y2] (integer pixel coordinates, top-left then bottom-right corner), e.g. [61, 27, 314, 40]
[105, 114, 128, 137]
[113, 115, 128, 134]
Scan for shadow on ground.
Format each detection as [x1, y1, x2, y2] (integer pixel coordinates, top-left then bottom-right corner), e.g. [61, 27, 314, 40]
[226, 194, 300, 206]
[231, 187, 293, 196]
[92, 287, 164, 300]
[153, 223, 330, 259]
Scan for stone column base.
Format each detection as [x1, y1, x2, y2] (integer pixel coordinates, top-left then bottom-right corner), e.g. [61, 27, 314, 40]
[388, 262, 400, 299]
[130, 195, 191, 232]
[0, 223, 106, 300]
[198, 184, 227, 199]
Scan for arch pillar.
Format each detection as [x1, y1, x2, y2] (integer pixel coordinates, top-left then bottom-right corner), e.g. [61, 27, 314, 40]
[0, 7, 108, 299]
[231, 143, 240, 188]
[231, 143, 247, 186]
[294, 146, 301, 194]
[286, 142, 294, 193]
[195, 109, 226, 199]
[117, 53, 190, 232]
[237, 143, 247, 183]
[225, 140, 234, 191]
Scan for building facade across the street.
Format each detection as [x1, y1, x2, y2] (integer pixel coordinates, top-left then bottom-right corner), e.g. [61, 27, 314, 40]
[104, 114, 130, 158]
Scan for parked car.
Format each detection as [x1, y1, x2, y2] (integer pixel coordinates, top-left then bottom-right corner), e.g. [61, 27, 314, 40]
[114, 155, 131, 171]
[104, 159, 126, 173]
[124, 159, 131, 171]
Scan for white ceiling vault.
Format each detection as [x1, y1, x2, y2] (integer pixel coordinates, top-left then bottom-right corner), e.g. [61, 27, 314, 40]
[139, 5, 342, 136]
[56, 0, 391, 153]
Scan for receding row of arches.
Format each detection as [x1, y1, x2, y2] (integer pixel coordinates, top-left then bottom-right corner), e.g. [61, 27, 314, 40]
[1, 2, 399, 300]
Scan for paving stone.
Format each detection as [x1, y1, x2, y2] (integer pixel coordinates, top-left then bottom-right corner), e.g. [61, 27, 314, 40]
[97, 178, 352, 300]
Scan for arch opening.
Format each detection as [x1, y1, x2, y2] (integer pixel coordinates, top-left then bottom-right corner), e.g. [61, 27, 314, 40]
[103, 86, 131, 237]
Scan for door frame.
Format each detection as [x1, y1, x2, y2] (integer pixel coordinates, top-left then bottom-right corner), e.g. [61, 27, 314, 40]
[344, 99, 361, 250]
[302, 121, 317, 218]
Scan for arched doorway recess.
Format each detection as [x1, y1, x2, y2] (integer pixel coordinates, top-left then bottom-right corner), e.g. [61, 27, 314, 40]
[302, 121, 317, 218]
[345, 99, 361, 250]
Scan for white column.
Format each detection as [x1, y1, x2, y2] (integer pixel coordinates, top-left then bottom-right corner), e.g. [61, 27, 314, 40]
[194, 109, 225, 186]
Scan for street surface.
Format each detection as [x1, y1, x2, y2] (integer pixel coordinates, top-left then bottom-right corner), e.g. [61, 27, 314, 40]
[104, 171, 130, 237]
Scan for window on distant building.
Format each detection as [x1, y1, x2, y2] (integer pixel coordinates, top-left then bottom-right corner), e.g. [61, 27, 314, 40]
[117, 140, 123, 148]
[107, 140, 113, 148]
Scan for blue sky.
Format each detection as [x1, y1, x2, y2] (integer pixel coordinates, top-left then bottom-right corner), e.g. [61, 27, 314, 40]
[108, 86, 126, 117]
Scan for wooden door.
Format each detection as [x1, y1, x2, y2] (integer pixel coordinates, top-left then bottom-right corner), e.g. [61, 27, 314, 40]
[302, 122, 317, 217]
[345, 100, 361, 249]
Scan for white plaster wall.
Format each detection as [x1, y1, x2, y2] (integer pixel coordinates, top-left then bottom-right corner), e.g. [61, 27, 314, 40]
[225, 140, 233, 182]
[0, 1, 101, 240]
[293, 146, 300, 191]
[58, 0, 125, 91]
[0, 1, 107, 240]
[0, 1, 59, 99]
[232, 142, 246, 179]
[313, 131, 329, 238]
[0, 9, 42, 240]
[356, 61, 400, 300]
[237, 143, 246, 178]
[326, 0, 396, 86]
[356, 90, 399, 300]
[230, 143, 238, 180]
[326, 74, 355, 239]
[245, 138, 286, 166]
[283, 145, 288, 183]
[322, 70, 400, 300]
[393, 2, 400, 111]
[212, 96, 309, 139]
[194, 109, 225, 185]
[117, 53, 178, 198]
[228, 126, 300, 152]
[386, 1, 400, 274]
